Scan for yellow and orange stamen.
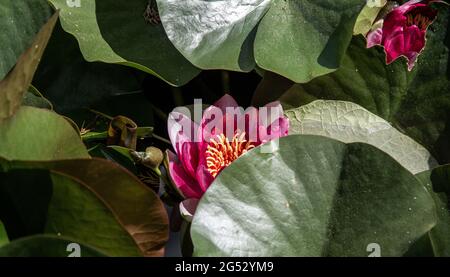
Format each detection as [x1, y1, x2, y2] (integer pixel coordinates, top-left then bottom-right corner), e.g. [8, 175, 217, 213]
[406, 13, 432, 30]
[205, 132, 255, 177]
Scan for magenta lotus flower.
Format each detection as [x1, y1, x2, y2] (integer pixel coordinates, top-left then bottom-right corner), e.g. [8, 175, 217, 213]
[366, 0, 441, 70]
[167, 94, 289, 200]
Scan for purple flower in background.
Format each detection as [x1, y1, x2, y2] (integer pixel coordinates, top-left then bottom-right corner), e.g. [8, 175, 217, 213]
[367, 0, 442, 70]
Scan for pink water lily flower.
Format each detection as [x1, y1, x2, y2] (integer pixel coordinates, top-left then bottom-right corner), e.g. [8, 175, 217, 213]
[366, 0, 442, 70]
[167, 94, 289, 200]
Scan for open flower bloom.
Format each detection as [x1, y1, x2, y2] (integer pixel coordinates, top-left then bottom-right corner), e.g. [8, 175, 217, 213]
[167, 95, 289, 201]
[366, 0, 441, 70]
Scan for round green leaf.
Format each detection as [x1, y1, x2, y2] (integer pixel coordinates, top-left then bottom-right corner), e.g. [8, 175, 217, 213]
[286, 100, 437, 174]
[254, 0, 365, 83]
[0, 168, 140, 256]
[192, 135, 436, 256]
[416, 164, 450, 256]
[0, 12, 58, 121]
[156, 0, 271, 71]
[0, 107, 89, 160]
[33, 21, 145, 113]
[0, 0, 52, 80]
[0, 235, 106, 257]
[353, 0, 387, 35]
[48, 0, 200, 86]
[0, 220, 8, 247]
[47, 159, 170, 256]
[1, 158, 169, 256]
[23, 88, 53, 110]
[157, 0, 365, 81]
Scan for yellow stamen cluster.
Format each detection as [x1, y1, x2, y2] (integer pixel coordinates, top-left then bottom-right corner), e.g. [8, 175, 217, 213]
[206, 132, 255, 177]
[406, 13, 431, 30]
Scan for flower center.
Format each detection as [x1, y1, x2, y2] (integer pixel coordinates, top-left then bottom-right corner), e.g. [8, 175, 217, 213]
[205, 132, 255, 177]
[406, 12, 433, 30]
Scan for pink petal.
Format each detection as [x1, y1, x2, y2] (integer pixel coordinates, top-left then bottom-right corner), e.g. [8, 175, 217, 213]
[256, 101, 286, 141]
[259, 117, 290, 144]
[196, 164, 214, 192]
[406, 52, 420, 71]
[244, 107, 259, 143]
[179, 198, 200, 222]
[199, 105, 225, 143]
[180, 142, 199, 180]
[167, 112, 201, 181]
[168, 111, 198, 164]
[384, 25, 425, 68]
[262, 101, 286, 125]
[213, 94, 239, 114]
[367, 27, 383, 48]
[167, 151, 203, 199]
[384, 28, 407, 64]
[222, 108, 246, 140]
[396, 0, 425, 14]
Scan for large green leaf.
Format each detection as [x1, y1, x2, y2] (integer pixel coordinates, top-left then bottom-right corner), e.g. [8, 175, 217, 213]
[33, 21, 145, 113]
[251, 71, 294, 107]
[353, 0, 387, 35]
[0, 220, 8, 247]
[191, 135, 436, 257]
[156, 0, 271, 72]
[41, 158, 169, 256]
[47, 0, 200, 86]
[0, 12, 58, 121]
[0, 107, 89, 161]
[0, 235, 106, 257]
[0, 159, 168, 256]
[0, 0, 52, 80]
[416, 164, 450, 256]
[0, 168, 140, 256]
[280, 10, 450, 163]
[23, 86, 53, 110]
[254, 0, 365, 83]
[157, 0, 364, 81]
[286, 100, 437, 174]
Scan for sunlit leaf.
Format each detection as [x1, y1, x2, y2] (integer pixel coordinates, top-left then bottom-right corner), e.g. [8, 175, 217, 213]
[192, 135, 436, 256]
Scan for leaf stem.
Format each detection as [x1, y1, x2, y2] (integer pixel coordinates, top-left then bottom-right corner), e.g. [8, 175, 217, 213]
[153, 133, 171, 145]
[89, 109, 114, 120]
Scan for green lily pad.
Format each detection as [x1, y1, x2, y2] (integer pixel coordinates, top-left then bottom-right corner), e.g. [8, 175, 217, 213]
[0, 158, 168, 256]
[353, 0, 387, 35]
[0, 158, 169, 256]
[0, 235, 106, 257]
[0, 12, 58, 121]
[254, 0, 365, 83]
[0, 107, 89, 161]
[0, 168, 140, 256]
[280, 10, 450, 163]
[23, 86, 53, 110]
[47, 0, 200, 86]
[416, 164, 450, 256]
[0, 0, 52, 80]
[191, 135, 436, 256]
[0, 220, 8, 247]
[251, 71, 294, 106]
[156, 0, 271, 71]
[157, 0, 364, 82]
[32, 21, 145, 113]
[286, 100, 437, 174]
